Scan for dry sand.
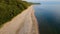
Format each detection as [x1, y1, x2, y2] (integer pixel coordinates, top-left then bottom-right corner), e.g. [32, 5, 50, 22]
[0, 5, 39, 34]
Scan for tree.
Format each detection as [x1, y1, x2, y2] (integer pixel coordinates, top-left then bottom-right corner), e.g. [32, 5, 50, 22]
[0, 0, 31, 28]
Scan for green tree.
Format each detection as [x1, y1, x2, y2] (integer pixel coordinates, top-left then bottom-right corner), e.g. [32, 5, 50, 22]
[0, 0, 31, 28]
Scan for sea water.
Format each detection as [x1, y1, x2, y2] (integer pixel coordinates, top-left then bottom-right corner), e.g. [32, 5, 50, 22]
[33, 1, 60, 34]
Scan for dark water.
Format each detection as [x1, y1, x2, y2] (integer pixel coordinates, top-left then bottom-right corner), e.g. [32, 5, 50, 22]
[33, 2, 60, 34]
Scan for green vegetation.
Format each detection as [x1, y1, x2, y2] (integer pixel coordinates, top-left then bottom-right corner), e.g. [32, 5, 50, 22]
[28, 2, 40, 5]
[31, 3, 40, 5]
[0, 0, 31, 28]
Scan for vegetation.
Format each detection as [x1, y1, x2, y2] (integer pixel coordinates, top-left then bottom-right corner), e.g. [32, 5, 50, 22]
[0, 0, 31, 27]
[28, 2, 40, 5]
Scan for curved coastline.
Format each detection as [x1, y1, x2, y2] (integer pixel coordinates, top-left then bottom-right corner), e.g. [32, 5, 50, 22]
[0, 5, 39, 34]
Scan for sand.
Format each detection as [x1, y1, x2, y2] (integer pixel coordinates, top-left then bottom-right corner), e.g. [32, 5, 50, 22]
[0, 5, 39, 34]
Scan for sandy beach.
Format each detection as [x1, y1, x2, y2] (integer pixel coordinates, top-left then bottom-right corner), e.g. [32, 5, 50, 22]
[0, 5, 39, 34]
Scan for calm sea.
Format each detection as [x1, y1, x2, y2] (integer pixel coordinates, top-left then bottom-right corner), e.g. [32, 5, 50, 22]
[33, 1, 60, 34]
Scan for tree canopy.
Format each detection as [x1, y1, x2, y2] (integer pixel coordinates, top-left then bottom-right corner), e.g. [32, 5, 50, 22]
[0, 0, 31, 28]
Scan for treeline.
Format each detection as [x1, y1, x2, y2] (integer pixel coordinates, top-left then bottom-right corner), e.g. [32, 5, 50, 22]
[28, 2, 40, 5]
[0, 0, 31, 27]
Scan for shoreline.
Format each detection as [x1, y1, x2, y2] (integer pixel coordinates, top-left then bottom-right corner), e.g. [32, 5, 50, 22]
[0, 5, 39, 34]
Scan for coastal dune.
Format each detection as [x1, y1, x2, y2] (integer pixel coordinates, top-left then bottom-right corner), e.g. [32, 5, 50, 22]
[0, 6, 39, 34]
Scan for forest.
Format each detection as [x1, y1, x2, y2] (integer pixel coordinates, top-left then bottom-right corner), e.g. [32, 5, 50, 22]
[0, 0, 31, 27]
